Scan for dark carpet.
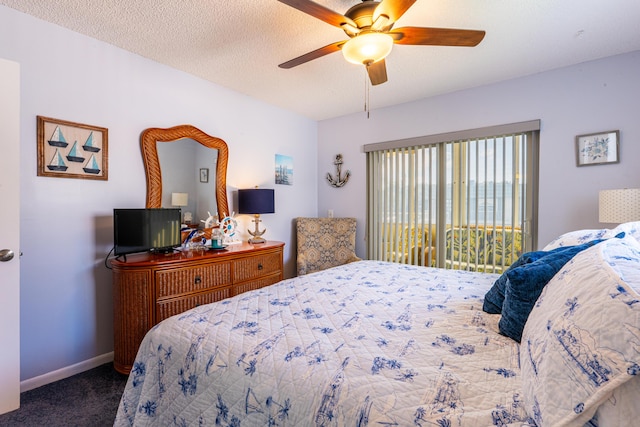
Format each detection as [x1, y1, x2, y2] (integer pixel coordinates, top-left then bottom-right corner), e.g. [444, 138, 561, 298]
[0, 363, 128, 427]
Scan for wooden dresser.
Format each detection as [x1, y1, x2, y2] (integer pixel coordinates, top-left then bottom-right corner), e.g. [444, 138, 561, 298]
[111, 241, 284, 374]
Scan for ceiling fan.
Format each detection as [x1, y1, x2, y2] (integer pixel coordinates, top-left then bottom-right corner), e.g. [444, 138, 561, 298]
[277, 0, 485, 86]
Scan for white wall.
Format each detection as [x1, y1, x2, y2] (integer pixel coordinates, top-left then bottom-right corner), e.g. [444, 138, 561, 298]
[0, 5, 318, 381]
[318, 50, 640, 257]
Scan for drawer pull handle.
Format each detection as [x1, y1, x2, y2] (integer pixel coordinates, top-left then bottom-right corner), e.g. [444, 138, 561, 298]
[194, 275, 202, 285]
[258, 263, 263, 270]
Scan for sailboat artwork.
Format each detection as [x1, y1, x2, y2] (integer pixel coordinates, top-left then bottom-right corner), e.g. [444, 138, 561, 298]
[47, 148, 69, 172]
[47, 126, 69, 148]
[83, 154, 101, 174]
[66, 141, 86, 163]
[82, 131, 101, 153]
[38, 117, 108, 180]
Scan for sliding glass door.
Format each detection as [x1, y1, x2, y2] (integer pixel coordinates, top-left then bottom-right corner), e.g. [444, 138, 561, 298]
[365, 121, 539, 273]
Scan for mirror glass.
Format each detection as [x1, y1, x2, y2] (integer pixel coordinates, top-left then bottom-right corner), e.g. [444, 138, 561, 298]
[157, 139, 218, 223]
[141, 125, 229, 224]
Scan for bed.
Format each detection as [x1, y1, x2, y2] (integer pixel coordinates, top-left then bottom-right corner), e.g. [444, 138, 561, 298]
[115, 223, 640, 427]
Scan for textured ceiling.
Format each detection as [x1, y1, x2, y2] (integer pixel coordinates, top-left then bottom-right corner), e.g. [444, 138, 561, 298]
[2, 0, 640, 120]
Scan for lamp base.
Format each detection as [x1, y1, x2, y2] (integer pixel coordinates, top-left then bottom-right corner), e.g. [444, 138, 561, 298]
[247, 214, 267, 244]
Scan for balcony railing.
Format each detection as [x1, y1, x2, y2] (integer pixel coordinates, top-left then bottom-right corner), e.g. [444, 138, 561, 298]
[381, 223, 523, 273]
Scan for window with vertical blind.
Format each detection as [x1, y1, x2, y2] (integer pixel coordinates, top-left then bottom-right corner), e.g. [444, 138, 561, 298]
[365, 120, 539, 273]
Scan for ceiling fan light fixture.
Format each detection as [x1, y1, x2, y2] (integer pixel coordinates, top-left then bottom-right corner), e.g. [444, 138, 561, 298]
[342, 32, 394, 65]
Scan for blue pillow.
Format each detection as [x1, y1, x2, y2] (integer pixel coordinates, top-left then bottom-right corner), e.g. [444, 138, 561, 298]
[483, 250, 548, 314]
[481, 243, 589, 314]
[482, 231, 626, 315]
[497, 238, 612, 342]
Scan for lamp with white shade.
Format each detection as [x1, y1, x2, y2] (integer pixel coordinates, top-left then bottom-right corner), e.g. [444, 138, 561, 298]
[599, 188, 640, 224]
[171, 192, 191, 224]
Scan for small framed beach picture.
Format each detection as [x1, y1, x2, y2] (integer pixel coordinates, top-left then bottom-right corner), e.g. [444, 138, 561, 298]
[575, 130, 619, 167]
[37, 116, 108, 180]
[275, 154, 293, 185]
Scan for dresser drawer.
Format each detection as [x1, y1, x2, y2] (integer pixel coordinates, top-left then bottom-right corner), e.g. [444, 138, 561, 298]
[232, 272, 282, 296]
[156, 287, 232, 322]
[156, 262, 231, 299]
[233, 251, 282, 282]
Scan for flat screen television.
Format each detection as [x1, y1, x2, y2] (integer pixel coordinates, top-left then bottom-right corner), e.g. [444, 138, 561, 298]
[113, 208, 182, 256]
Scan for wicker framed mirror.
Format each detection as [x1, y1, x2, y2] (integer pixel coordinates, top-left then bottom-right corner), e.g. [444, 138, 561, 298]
[140, 125, 229, 219]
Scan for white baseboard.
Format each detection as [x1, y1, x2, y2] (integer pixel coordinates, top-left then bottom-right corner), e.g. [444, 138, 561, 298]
[20, 352, 115, 393]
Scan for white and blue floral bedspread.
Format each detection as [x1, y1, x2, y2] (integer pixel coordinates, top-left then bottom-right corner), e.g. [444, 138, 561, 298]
[115, 260, 534, 426]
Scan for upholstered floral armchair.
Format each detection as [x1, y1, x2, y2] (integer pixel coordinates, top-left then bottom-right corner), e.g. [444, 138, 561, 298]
[296, 217, 361, 276]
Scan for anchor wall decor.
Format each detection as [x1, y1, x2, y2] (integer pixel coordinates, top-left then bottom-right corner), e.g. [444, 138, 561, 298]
[326, 154, 350, 188]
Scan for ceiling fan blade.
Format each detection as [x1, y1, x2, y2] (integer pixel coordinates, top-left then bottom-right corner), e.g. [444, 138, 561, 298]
[278, 41, 346, 69]
[277, 0, 357, 29]
[367, 59, 388, 86]
[373, 0, 416, 27]
[390, 27, 486, 46]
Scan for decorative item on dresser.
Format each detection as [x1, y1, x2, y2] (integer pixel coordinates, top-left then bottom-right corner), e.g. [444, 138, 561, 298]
[111, 240, 284, 374]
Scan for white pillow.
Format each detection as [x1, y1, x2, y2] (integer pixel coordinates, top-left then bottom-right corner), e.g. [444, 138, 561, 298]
[594, 375, 640, 427]
[520, 236, 640, 427]
[612, 221, 640, 245]
[542, 228, 614, 251]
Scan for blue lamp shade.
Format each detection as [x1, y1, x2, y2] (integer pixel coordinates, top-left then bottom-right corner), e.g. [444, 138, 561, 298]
[238, 189, 275, 215]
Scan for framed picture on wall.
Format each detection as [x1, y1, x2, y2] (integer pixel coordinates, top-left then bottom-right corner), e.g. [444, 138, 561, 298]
[37, 116, 108, 180]
[275, 154, 293, 185]
[200, 168, 209, 183]
[575, 130, 619, 167]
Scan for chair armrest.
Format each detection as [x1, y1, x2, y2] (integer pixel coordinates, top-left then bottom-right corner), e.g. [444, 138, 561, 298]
[346, 254, 362, 264]
[409, 245, 436, 267]
[297, 254, 309, 276]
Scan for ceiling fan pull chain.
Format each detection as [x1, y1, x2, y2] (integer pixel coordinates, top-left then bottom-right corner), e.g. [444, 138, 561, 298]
[364, 66, 370, 119]
[368, 69, 372, 119]
[363, 68, 367, 113]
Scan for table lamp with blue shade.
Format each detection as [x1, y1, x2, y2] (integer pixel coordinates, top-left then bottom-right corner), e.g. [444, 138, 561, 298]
[238, 188, 275, 244]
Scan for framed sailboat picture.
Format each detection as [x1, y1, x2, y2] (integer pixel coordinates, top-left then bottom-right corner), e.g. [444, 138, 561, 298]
[37, 116, 108, 180]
